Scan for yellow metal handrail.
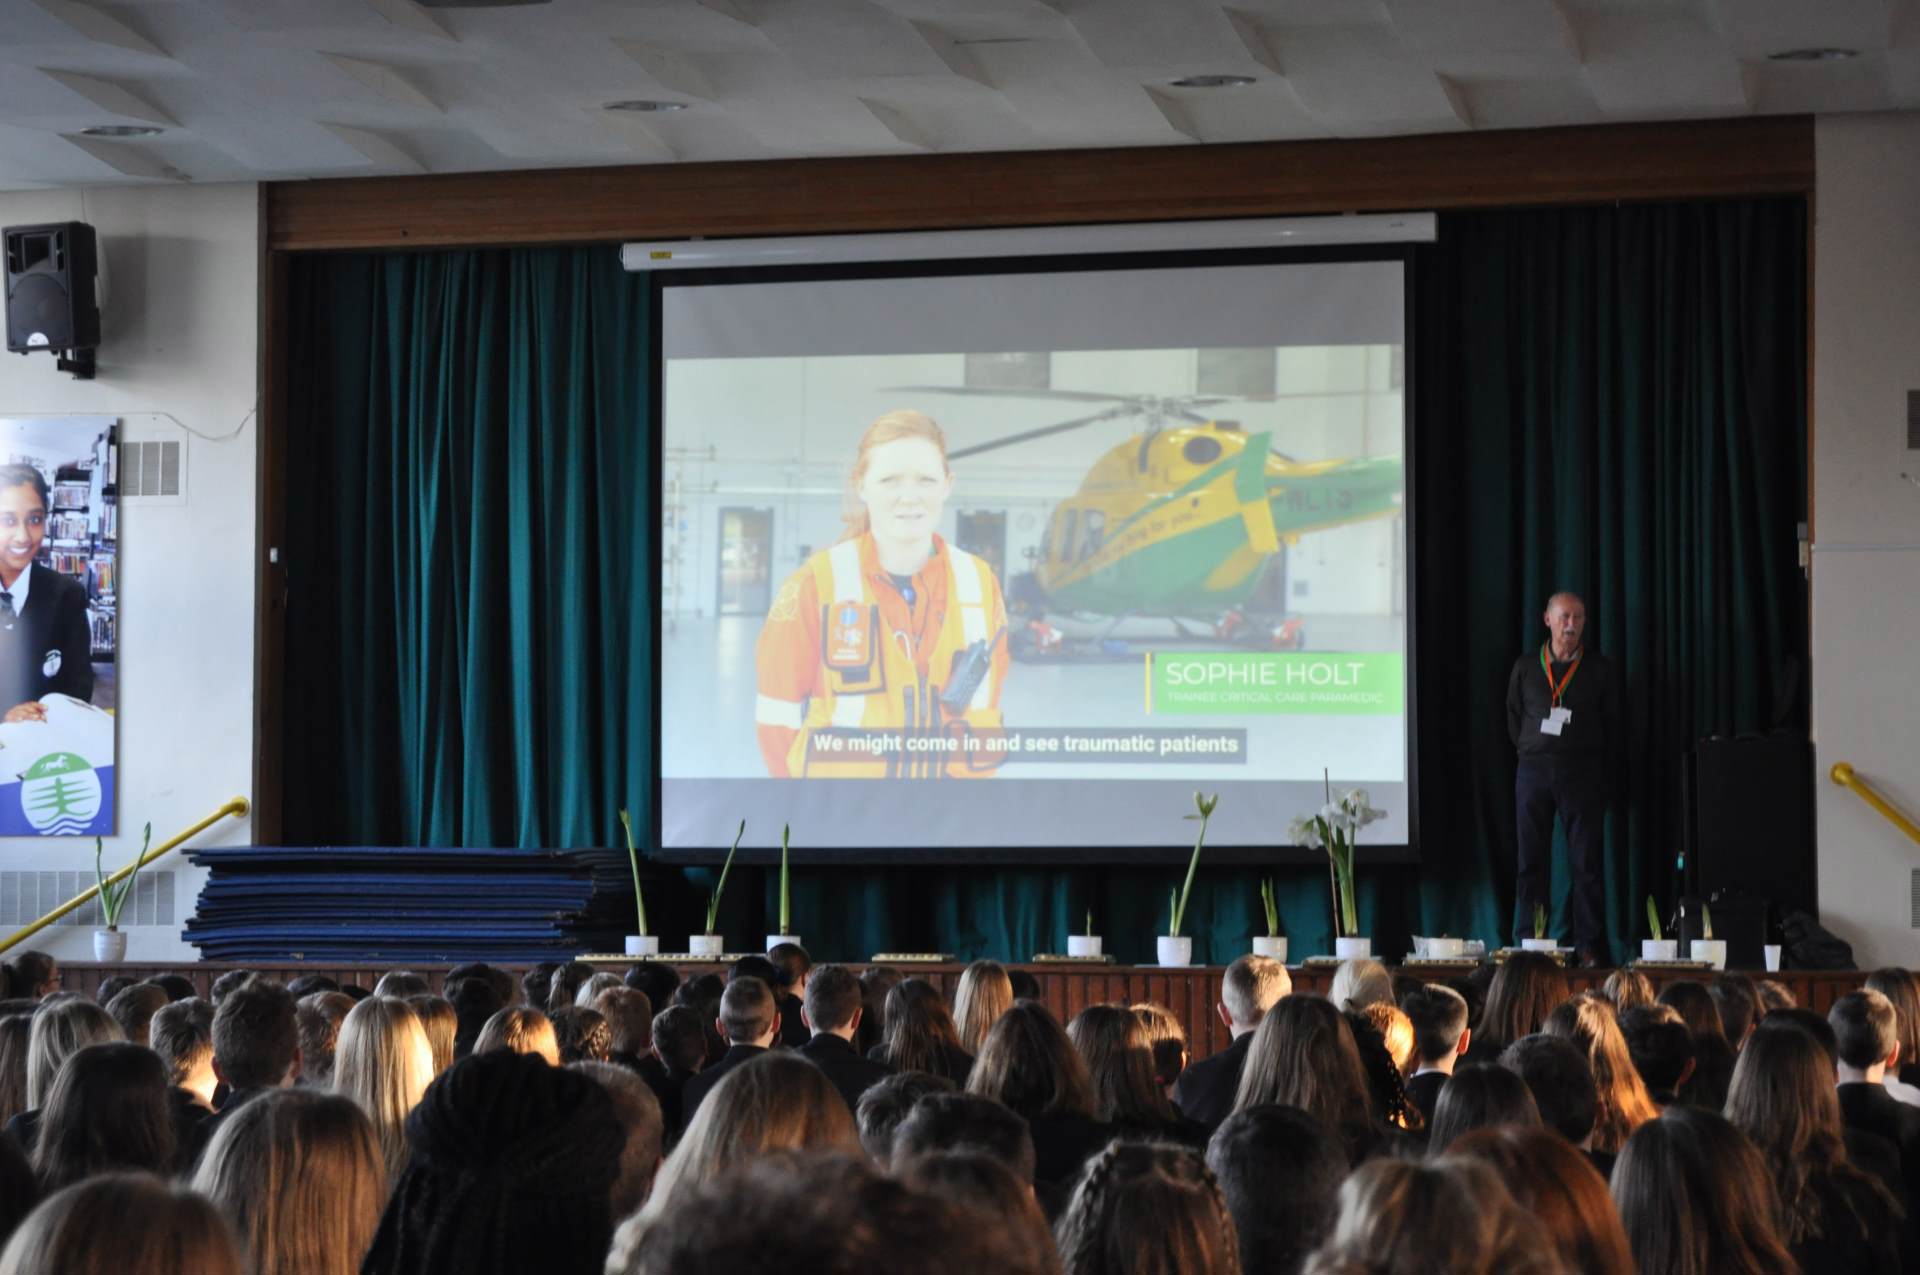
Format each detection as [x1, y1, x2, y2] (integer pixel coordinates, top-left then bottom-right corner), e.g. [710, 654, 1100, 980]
[1830, 763, 1920, 848]
[0, 796, 250, 955]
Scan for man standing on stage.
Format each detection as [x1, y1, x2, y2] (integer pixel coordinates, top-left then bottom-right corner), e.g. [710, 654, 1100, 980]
[1507, 591, 1622, 967]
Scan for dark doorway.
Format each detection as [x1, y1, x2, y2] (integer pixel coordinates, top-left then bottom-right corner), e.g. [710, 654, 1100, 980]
[956, 510, 1007, 582]
[717, 507, 773, 615]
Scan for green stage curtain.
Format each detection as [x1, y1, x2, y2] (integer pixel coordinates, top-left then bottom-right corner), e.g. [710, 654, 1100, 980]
[281, 198, 1806, 963]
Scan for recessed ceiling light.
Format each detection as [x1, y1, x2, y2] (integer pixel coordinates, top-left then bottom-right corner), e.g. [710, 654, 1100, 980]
[1766, 47, 1859, 61]
[1169, 74, 1257, 89]
[79, 125, 163, 138]
[604, 99, 688, 113]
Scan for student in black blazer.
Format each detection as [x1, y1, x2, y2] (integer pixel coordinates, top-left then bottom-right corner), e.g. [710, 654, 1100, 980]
[794, 965, 893, 1114]
[678, 976, 781, 1134]
[1400, 983, 1472, 1127]
[0, 466, 93, 721]
[1832, 989, 1920, 1248]
[1172, 954, 1291, 1129]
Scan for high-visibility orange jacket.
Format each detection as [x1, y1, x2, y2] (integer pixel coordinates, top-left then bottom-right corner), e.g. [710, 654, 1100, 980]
[754, 532, 1008, 778]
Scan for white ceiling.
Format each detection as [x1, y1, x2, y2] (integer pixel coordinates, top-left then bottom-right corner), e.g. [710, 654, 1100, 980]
[0, 0, 1915, 189]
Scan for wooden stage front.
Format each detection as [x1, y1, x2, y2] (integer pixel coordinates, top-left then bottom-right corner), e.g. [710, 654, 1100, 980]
[59, 962, 1868, 1062]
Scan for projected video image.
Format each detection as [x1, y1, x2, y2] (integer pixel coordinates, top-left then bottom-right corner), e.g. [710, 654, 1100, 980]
[658, 260, 1410, 852]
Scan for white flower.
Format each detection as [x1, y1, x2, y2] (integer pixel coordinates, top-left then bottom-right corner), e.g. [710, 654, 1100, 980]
[1287, 814, 1323, 848]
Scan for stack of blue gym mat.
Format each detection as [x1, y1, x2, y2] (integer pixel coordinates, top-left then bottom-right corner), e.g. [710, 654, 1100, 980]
[183, 846, 628, 964]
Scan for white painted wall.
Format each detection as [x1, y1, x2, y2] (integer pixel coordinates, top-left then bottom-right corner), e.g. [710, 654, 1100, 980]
[0, 183, 257, 963]
[1812, 113, 1920, 970]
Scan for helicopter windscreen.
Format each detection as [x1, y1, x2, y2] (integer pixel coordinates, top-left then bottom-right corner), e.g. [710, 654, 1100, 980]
[653, 251, 1413, 863]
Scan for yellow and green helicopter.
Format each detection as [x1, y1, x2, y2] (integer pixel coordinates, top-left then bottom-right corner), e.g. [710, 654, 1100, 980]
[902, 386, 1405, 657]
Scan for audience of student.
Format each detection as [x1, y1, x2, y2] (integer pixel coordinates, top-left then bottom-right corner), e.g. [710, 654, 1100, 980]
[295, 991, 354, 1087]
[1726, 1018, 1903, 1273]
[892, 1091, 1037, 1185]
[897, 1149, 1058, 1269]
[1617, 1004, 1695, 1108]
[0, 1173, 243, 1275]
[678, 977, 786, 1133]
[1446, 1125, 1635, 1275]
[1709, 972, 1760, 1052]
[191, 1088, 385, 1275]
[1303, 1156, 1556, 1274]
[1359, 1000, 1415, 1075]
[93, 975, 135, 1004]
[150, 973, 198, 1003]
[1756, 978, 1797, 1013]
[1470, 951, 1569, 1062]
[1174, 955, 1289, 1128]
[1328, 957, 1393, 1013]
[545, 961, 597, 1015]
[1054, 1141, 1241, 1275]
[1233, 995, 1383, 1164]
[210, 970, 256, 1005]
[766, 942, 814, 1048]
[1206, 1105, 1347, 1275]
[0, 1015, 29, 1129]
[1425, 1062, 1540, 1154]
[856, 965, 904, 1058]
[1866, 967, 1920, 1090]
[1544, 993, 1659, 1155]
[0, 1131, 34, 1254]
[1611, 1106, 1798, 1275]
[472, 1006, 559, 1065]
[371, 971, 430, 1000]
[286, 973, 341, 999]
[573, 972, 624, 1008]
[647, 1005, 708, 1136]
[1346, 1008, 1423, 1133]
[3, 952, 56, 1001]
[446, 976, 505, 1061]
[1129, 1001, 1189, 1098]
[33, 1042, 176, 1189]
[568, 1060, 665, 1221]
[332, 995, 434, 1184]
[1655, 979, 1734, 1109]
[404, 994, 457, 1075]
[672, 972, 729, 1066]
[591, 986, 658, 1075]
[551, 1006, 614, 1065]
[871, 977, 974, 1083]
[969, 1001, 1110, 1190]
[794, 963, 894, 1114]
[1400, 983, 1471, 1125]
[1499, 1033, 1601, 1155]
[1067, 1004, 1202, 1144]
[1831, 989, 1920, 1195]
[104, 983, 167, 1047]
[150, 998, 217, 1155]
[363, 1049, 623, 1275]
[1008, 969, 1043, 1002]
[625, 962, 682, 1018]
[1600, 968, 1655, 1012]
[954, 959, 1016, 1055]
[6, 997, 122, 1150]
[521, 962, 560, 1015]
[855, 1069, 958, 1164]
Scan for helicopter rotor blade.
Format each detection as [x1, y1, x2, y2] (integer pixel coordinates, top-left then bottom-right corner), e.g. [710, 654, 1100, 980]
[882, 385, 1140, 405]
[947, 406, 1133, 460]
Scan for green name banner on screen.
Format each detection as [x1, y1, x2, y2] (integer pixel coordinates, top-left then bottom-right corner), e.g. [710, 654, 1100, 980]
[1148, 652, 1405, 715]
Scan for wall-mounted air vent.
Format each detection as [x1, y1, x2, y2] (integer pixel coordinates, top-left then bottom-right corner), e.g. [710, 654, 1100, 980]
[121, 438, 182, 500]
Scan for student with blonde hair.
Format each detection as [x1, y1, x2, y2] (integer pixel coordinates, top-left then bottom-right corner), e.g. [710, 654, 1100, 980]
[1329, 957, 1393, 1012]
[0, 1173, 243, 1275]
[404, 995, 457, 1076]
[4, 996, 121, 1150]
[332, 996, 435, 1182]
[472, 1006, 560, 1066]
[1544, 992, 1658, 1154]
[192, 1088, 386, 1275]
[953, 960, 1015, 1055]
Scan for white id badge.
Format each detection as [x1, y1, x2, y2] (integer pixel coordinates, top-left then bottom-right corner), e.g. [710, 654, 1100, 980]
[1540, 706, 1571, 736]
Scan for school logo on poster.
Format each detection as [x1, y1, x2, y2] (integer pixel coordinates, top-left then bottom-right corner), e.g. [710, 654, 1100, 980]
[18, 752, 102, 835]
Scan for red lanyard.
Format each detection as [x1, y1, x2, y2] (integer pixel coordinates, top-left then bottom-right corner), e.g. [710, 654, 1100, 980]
[1540, 643, 1582, 708]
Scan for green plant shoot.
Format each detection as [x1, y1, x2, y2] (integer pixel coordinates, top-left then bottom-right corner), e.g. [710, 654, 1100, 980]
[706, 821, 744, 936]
[1169, 791, 1217, 936]
[618, 809, 648, 937]
[1645, 896, 1663, 943]
[93, 824, 152, 930]
[1260, 878, 1279, 938]
[1085, 908, 1094, 938]
[1534, 901, 1548, 941]
[1701, 904, 1713, 942]
[778, 824, 791, 935]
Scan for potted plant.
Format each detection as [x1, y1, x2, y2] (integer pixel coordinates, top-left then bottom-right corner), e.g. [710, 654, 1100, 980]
[689, 821, 742, 958]
[1288, 773, 1384, 959]
[1252, 878, 1288, 961]
[1691, 903, 1727, 970]
[1520, 901, 1558, 952]
[91, 825, 150, 962]
[766, 824, 801, 952]
[1160, 791, 1217, 967]
[1068, 908, 1103, 958]
[1640, 896, 1677, 963]
[617, 809, 657, 957]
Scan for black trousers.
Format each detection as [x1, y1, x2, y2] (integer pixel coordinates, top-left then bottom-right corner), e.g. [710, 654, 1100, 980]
[1514, 754, 1608, 958]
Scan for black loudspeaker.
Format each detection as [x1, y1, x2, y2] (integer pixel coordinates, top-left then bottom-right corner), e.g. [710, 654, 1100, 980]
[1688, 735, 1817, 946]
[5, 222, 100, 355]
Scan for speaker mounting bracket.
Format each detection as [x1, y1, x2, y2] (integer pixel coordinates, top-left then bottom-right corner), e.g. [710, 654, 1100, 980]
[52, 348, 94, 380]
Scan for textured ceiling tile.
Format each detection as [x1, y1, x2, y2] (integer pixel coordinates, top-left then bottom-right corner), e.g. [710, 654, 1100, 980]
[61, 134, 190, 180]
[972, 37, 1196, 143]
[1225, 0, 1392, 28]
[1383, 0, 1581, 62]
[1047, 0, 1264, 72]
[1449, 75, 1606, 129]
[321, 53, 441, 111]
[32, 0, 170, 58]
[614, 41, 726, 100]
[1142, 79, 1326, 142]
[39, 69, 180, 127]
[317, 121, 428, 170]
[750, 0, 955, 78]
[1704, 0, 1895, 59]
[1571, 2, 1752, 115]
[1259, 23, 1473, 127]
[361, 0, 454, 42]
[1748, 56, 1898, 113]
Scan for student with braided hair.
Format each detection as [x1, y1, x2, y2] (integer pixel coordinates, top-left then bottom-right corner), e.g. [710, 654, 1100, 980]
[1054, 1141, 1241, 1275]
[361, 1049, 624, 1275]
[1344, 1009, 1422, 1136]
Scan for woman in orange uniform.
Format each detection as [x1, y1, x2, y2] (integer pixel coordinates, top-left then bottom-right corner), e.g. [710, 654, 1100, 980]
[754, 410, 1008, 779]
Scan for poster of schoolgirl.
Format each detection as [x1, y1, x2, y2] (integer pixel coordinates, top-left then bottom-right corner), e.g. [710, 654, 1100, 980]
[0, 416, 116, 836]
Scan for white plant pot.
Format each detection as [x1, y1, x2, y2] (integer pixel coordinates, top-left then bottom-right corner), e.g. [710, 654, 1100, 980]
[1641, 940, 1679, 963]
[92, 927, 126, 962]
[625, 935, 659, 957]
[1691, 939, 1727, 971]
[1067, 935, 1103, 958]
[1335, 936, 1372, 960]
[1157, 936, 1193, 967]
[687, 934, 725, 958]
[1251, 936, 1289, 962]
[766, 934, 802, 952]
[1424, 937, 1467, 959]
[1520, 937, 1559, 952]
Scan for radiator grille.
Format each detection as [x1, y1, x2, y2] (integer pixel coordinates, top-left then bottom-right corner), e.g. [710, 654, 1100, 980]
[0, 870, 174, 927]
[121, 439, 181, 497]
